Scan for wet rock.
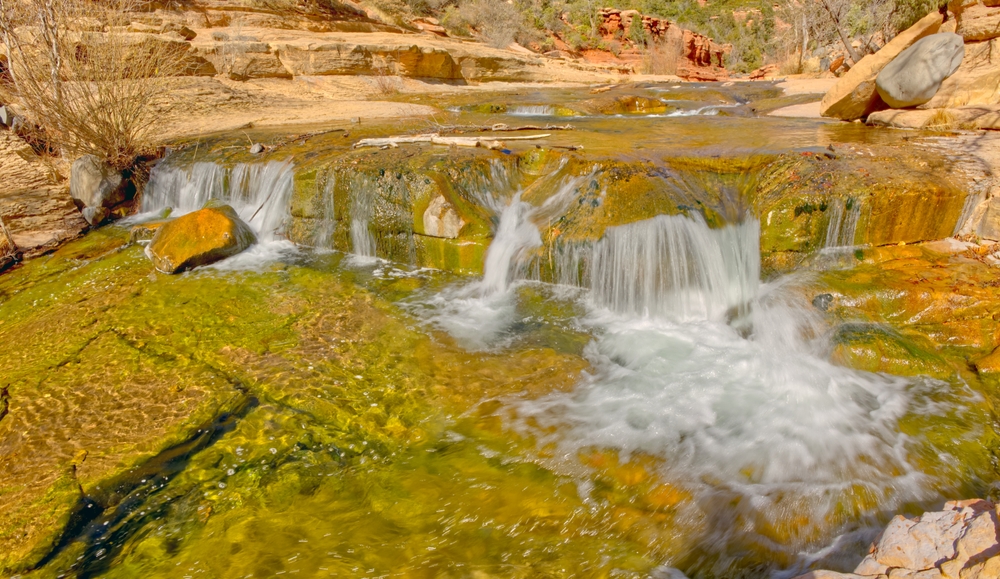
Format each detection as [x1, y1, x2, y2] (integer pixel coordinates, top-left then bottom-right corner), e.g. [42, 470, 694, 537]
[820, 11, 944, 120]
[250, 142, 265, 154]
[69, 155, 129, 226]
[974, 345, 1000, 374]
[145, 204, 257, 273]
[422, 194, 465, 238]
[798, 500, 1000, 579]
[129, 220, 168, 243]
[812, 293, 834, 311]
[876, 33, 964, 108]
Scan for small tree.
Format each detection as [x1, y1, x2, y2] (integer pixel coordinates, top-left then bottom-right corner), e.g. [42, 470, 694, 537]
[0, 0, 188, 169]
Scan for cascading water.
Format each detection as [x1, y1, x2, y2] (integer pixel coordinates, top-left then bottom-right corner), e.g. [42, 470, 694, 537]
[143, 161, 294, 243]
[508, 105, 555, 117]
[590, 214, 759, 321]
[413, 199, 958, 573]
[823, 197, 861, 251]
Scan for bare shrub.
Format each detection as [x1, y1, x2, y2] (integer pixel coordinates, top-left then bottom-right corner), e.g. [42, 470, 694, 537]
[640, 41, 676, 75]
[368, 55, 402, 96]
[0, 0, 188, 169]
[461, 0, 524, 49]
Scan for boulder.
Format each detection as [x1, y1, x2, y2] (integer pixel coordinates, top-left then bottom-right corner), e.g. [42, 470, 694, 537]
[69, 155, 129, 226]
[820, 10, 944, 120]
[876, 33, 964, 108]
[145, 204, 256, 273]
[922, 37, 1000, 108]
[422, 195, 465, 238]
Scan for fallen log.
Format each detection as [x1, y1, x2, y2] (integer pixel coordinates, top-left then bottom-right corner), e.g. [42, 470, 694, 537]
[353, 133, 552, 150]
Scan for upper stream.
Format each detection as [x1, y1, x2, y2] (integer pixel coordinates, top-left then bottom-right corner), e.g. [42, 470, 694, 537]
[2, 83, 994, 579]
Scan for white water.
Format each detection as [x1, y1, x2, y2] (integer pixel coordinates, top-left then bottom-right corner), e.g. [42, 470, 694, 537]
[508, 105, 555, 117]
[591, 214, 759, 321]
[143, 161, 294, 243]
[142, 161, 298, 269]
[665, 104, 741, 117]
[414, 201, 956, 568]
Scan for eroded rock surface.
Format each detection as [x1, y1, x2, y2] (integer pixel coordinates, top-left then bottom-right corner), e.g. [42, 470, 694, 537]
[797, 500, 1000, 579]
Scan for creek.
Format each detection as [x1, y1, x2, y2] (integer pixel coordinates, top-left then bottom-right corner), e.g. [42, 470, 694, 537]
[2, 83, 996, 579]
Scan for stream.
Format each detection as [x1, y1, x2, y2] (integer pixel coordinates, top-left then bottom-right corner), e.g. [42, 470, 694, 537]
[1, 83, 995, 579]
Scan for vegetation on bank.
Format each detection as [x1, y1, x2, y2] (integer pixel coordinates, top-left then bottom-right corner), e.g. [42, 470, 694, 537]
[0, 0, 184, 170]
[383, 0, 944, 72]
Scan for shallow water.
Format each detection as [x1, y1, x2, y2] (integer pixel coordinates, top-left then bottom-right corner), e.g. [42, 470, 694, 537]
[2, 84, 993, 579]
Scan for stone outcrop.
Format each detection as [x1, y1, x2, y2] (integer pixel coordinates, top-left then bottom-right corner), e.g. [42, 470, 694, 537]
[0, 216, 18, 272]
[794, 499, 1000, 579]
[0, 133, 87, 257]
[69, 155, 131, 226]
[876, 33, 964, 108]
[145, 204, 257, 273]
[955, 1, 1000, 41]
[921, 36, 1000, 109]
[821, 11, 945, 120]
[597, 8, 729, 80]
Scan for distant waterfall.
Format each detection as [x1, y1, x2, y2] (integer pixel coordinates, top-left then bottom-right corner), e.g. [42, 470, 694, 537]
[823, 198, 861, 250]
[589, 214, 760, 320]
[508, 105, 555, 117]
[144, 161, 294, 242]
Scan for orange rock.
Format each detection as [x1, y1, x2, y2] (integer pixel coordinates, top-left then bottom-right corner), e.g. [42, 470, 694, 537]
[145, 204, 257, 273]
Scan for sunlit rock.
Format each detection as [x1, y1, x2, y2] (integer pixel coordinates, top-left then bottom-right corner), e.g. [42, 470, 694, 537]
[820, 11, 944, 120]
[70, 155, 129, 226]
[145, 203, 256, 273]
[876, 33, 964, 108]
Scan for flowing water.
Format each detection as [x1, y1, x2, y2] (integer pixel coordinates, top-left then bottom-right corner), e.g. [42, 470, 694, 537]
[2, 84, 994, 579]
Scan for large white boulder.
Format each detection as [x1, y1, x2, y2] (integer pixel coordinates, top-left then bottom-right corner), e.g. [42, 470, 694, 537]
[876, 33, 965, 108]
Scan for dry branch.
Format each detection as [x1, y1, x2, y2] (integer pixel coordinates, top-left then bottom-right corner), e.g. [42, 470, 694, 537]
[353, 133, 553, 150]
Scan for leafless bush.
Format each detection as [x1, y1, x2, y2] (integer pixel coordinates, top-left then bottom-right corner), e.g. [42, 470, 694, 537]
[0, 0, 188, 169]
[368, 55, 402, 96]
[640, 41, 676, 75]
[461, 0, 524, 49]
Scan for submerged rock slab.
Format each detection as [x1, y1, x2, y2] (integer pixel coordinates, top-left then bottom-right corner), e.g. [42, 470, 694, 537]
[145, 204, 257, 273]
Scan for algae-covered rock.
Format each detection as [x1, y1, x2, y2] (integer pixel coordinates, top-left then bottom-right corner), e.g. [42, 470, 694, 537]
[145, 204, 257, 273]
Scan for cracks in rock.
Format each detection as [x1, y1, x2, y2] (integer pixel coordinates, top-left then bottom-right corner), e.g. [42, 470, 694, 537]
[0, 384, 8, 424]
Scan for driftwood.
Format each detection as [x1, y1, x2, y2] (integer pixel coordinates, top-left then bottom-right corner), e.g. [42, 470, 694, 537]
[438, 123, 574, 134]
[353, 133, 552, 150]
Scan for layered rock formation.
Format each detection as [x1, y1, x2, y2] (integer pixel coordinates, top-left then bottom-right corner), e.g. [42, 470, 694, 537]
[596, 8, 729, 80]
[795, 499, 1000, 579]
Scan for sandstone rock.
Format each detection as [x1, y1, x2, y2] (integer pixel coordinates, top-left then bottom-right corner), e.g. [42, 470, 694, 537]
[806, 500, 1000, 579]
[820, 10, 944, 120]
[0, 216, 18, 272]
[145, 204, 256, 273]
[974, 345, 1000, 373]
[70, 155, 129, 226]
[876, 33, 964, 108]
[956, 4, 1000, 41]
[922, 38, 1000, 108]
[872, 511, 966, 569]
[422, 195, 464, 238]
[867, 106, 1000, 129]
[792, 571, 870, 579]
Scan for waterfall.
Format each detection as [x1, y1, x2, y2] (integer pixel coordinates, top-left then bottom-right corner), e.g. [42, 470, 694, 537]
[479, 193, 541, 296]
[590, 214, 760, 321]
[348, 177, 377, 259]
[823, 198, 861, 250]
[144, 161, 294, 242]
[508, 105, 555, 117]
